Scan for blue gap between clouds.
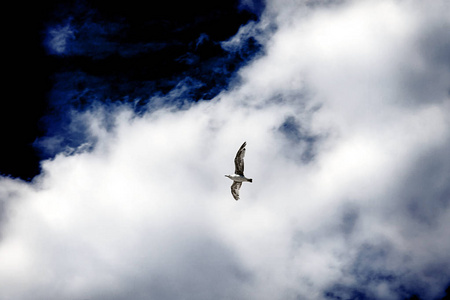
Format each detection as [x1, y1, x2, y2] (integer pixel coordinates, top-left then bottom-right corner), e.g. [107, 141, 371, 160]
[35, 1, 264, 163]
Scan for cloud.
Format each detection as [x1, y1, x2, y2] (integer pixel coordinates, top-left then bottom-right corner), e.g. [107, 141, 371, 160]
[2, 0, 450, 299]
[44, 22, 76, 55]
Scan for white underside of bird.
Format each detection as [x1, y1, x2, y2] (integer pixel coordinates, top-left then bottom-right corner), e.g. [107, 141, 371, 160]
[225, 174, 252, 183]
[225, 142, 252, 200]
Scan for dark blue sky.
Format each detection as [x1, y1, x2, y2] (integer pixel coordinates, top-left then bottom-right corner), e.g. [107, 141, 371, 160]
[2, 0, 262, 180]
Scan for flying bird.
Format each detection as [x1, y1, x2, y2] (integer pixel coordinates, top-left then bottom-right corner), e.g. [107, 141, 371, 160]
[225, 141, 253, 200]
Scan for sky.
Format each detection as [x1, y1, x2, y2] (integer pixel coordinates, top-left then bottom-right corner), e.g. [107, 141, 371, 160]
[1, 0, 450, 299]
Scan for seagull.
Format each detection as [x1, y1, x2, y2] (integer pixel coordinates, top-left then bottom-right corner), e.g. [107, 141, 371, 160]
[225, 141, 253, 200]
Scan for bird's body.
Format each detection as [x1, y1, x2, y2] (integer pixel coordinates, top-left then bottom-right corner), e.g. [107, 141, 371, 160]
[225, 174, 252, 183]
[225, 142, 252, 200]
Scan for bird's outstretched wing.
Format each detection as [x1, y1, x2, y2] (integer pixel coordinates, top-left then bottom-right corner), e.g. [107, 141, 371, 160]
[231, 181, 242, 201]
[234, 142, 246, 176]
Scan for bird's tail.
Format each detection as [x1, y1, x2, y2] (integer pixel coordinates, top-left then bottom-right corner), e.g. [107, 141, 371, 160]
[248, 178, 253, 183]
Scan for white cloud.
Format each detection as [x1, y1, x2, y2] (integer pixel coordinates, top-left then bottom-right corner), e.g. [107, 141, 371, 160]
[2, 0, 450, 299]
[45, 22, 76, 55]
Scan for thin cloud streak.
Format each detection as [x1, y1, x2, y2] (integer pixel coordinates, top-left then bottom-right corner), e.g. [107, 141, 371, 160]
[1, 0, 450, 299]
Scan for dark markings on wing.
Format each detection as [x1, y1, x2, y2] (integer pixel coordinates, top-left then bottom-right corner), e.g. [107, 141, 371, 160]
[231, 181, 242, 201]
[234, 141, 246, 176]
